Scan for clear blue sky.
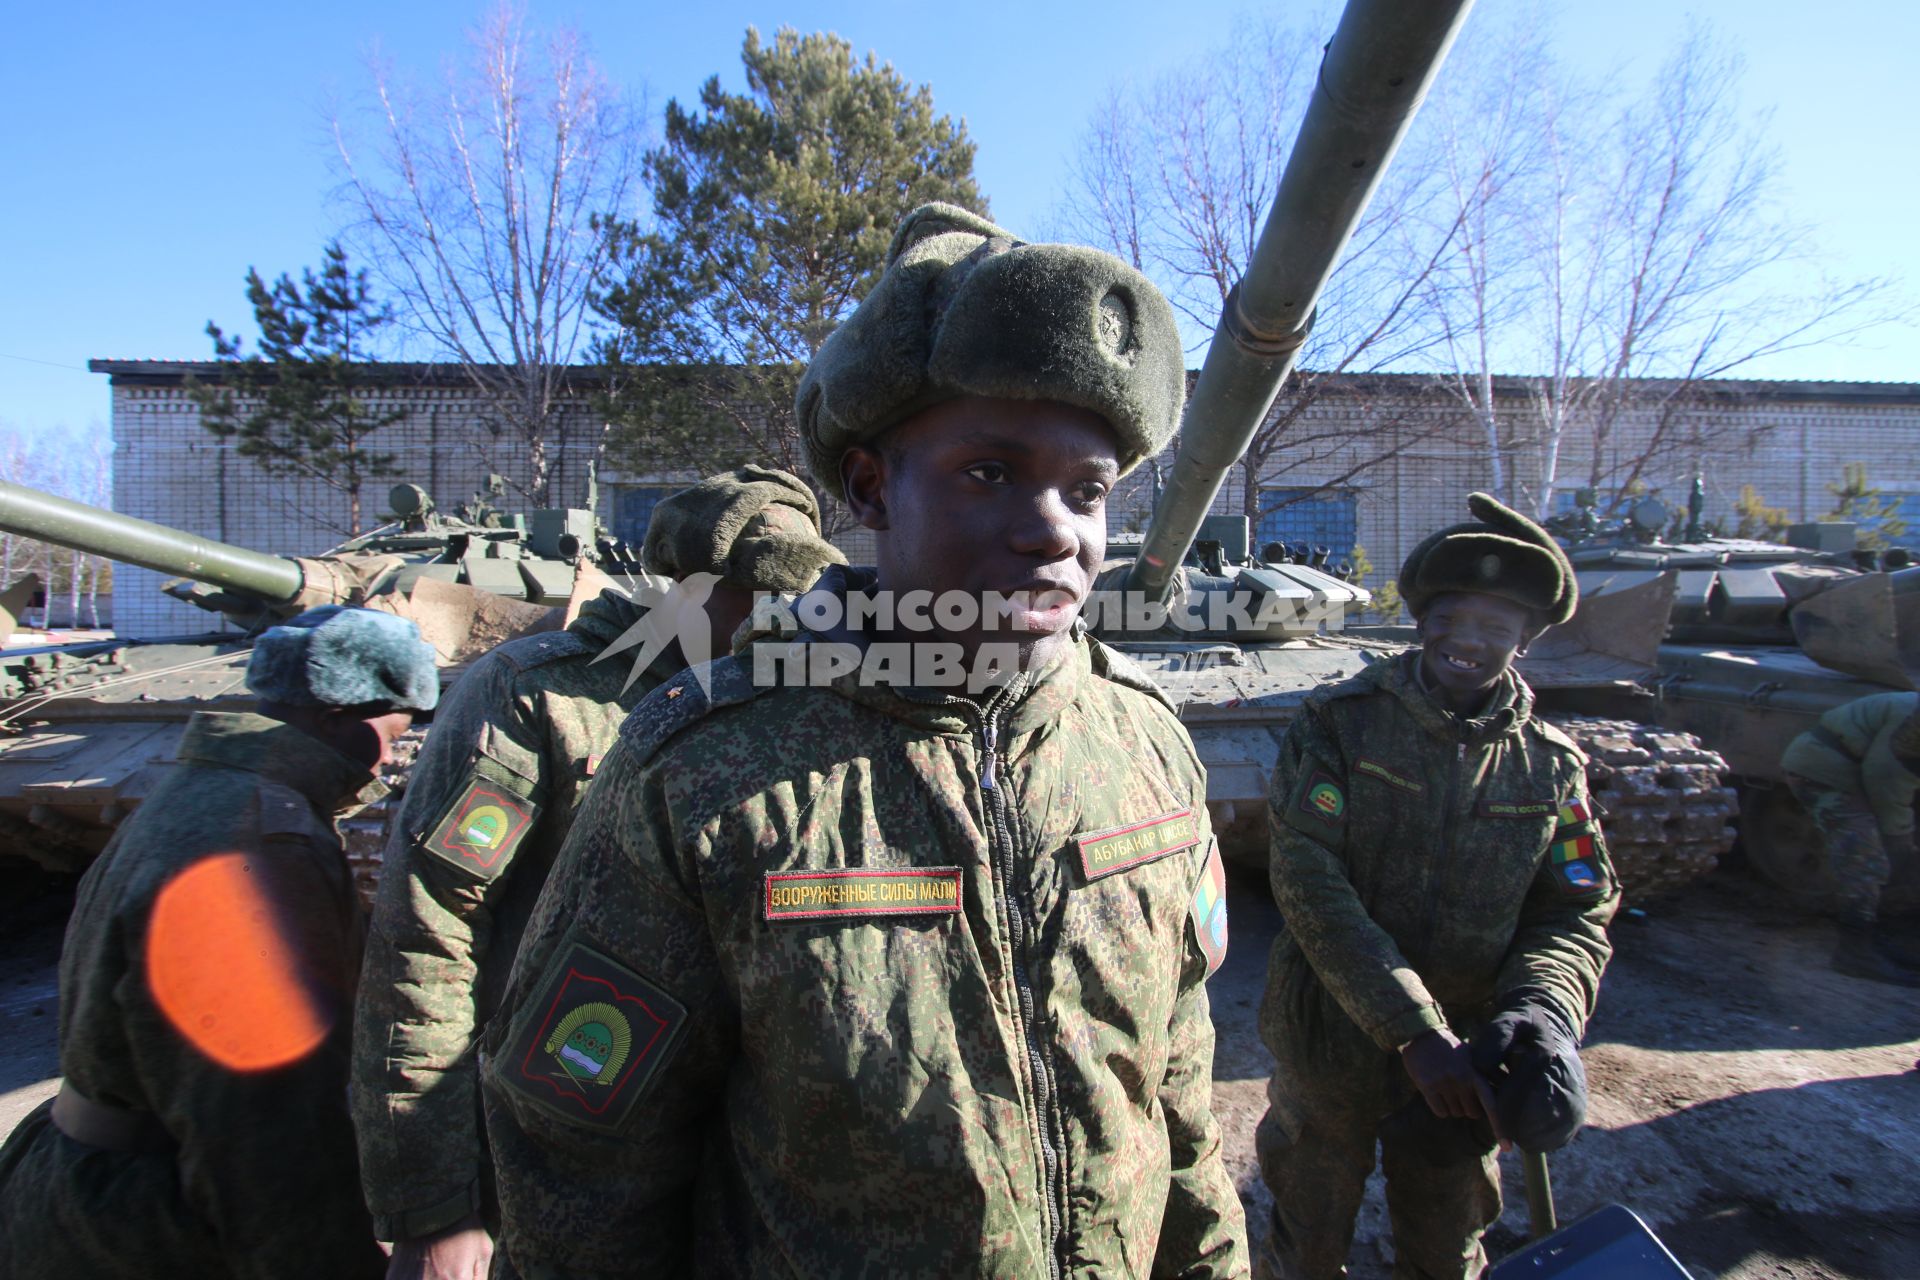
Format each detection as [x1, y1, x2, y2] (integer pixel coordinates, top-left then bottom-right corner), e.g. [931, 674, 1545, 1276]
[2, 0, 1914, 440]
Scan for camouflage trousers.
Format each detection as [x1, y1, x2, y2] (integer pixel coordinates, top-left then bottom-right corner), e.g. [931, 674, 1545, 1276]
[1784, 773, 1900, 924]
[1256, 1037, 1499, 1279]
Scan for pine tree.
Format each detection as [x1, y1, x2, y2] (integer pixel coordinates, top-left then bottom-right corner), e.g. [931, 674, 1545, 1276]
[189, 242, 403, 534]
[593, 28, 985, 519]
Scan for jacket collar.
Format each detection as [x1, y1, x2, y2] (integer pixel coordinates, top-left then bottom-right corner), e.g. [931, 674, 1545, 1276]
[1379, 649, 1531, 745]
[176, 711, 384, 813]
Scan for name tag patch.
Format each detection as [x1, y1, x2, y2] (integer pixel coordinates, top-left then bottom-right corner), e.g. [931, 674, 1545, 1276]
[423, 778, 538, 880]
[1075, 808, 1199, 881]
[1355, 758, 1423, 794]
[1479, 798, 1557, 818]
[501, 940, 687, 1132]
[763, 867, 963, 922]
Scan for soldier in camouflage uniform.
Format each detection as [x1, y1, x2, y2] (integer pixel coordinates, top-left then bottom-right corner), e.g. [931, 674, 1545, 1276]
[351, 468, 843, 1280]
[0, 606, 438, 1280]
[480, 203, 1248, 1278]
[1256, 495, 1618, 1280]
[1780, 691, 1920, 987]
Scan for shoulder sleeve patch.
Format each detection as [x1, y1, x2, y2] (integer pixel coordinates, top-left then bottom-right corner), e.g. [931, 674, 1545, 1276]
[420, 774, 541, 882]
[1189, 838, 1229, 978]
[1295, 769, 1348, 828]
[618, 657, 768, 767]
[494, 936, 689, 1133]
[1548, 800, 1610, 900]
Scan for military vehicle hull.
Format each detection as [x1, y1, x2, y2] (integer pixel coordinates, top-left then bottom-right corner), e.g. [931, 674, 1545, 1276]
[0, 480, 636, 896]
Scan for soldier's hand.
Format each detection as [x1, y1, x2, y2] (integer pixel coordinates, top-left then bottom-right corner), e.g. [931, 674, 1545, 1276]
[387, 1215, 493, 1280]
[1399, 1028, 1507, 1147]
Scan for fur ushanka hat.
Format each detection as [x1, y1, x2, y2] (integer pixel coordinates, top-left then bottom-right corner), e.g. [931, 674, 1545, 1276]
[641, 465, 846, 593]
[1398, 492, 1578, 627]
[795, 203, 1187, 500]
[246, 605, 440, 712]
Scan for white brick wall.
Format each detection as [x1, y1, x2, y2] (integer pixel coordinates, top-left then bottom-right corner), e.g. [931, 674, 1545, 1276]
[99, 364, 1920, 637]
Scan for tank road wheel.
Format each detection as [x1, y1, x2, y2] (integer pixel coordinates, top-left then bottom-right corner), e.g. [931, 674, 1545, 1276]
[340, 723, 430, 909]
[1547, 716, 1739, 901]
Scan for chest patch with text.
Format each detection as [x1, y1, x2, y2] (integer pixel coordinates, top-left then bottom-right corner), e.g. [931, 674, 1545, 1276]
[1478, 797, 1558, 818]
[1354, 758, 1424, 794]
[1074, 808, 1200, 881]
[763, 867, 963, 922]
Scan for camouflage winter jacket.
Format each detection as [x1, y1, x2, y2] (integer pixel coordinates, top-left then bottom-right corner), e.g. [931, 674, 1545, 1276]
[352, 588, 676, 1240]
[1264, 652, 1617, 1056]
[1779, 690, 1920, 840]
[480, 620, 1248, 1279]
[0, 712, 385, 1280]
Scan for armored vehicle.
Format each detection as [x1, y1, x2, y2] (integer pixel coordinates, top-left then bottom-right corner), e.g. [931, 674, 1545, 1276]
[1082, 0, 1736, 897]
[1552, 487, 1920, 901]
[0, 479, 639, 895]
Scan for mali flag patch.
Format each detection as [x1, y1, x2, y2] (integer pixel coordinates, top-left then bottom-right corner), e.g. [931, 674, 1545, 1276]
[1190, 839, 1229, 978]
[497, 939, 689, 1133]
[1549, 823, 1606, 898]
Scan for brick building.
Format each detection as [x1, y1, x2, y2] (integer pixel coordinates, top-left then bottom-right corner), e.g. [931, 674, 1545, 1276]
[91, 360, 1920, 637]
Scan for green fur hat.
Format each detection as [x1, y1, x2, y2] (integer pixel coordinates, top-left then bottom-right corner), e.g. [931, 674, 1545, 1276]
[246, 604, 440, 712]
[642, 465, 847, 593]
[1399, 492, 1578, 627]
[795, 202, 1187, 500]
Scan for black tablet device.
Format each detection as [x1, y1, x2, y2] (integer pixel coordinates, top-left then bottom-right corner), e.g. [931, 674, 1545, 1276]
[1490, 1204, 1692, 1279]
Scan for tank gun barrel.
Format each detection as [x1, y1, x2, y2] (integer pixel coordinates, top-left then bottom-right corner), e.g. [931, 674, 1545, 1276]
[1126, 0, 1476, 602]
[0, 480, 305, 604]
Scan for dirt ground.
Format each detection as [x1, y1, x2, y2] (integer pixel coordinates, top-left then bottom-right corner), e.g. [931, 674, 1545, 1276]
[4, 859, 1917, 1278]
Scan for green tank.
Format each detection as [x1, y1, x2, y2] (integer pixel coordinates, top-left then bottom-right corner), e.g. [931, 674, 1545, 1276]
[0, 478, 640, 895]
[1084, 0, 1737, 898]
[1549, 485, 1920, 906]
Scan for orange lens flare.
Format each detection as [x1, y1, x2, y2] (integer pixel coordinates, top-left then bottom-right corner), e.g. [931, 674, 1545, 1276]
[146, 852, 330, 1072]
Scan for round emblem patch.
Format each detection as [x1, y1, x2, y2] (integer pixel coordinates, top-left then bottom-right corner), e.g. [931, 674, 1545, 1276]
[545, 1001, 634, 1087]
[1477, 553, 1502, 581]
[461, 803, 511, 849]
[1308, 780, 1345, 818]
[1096, 290, 1133, 355]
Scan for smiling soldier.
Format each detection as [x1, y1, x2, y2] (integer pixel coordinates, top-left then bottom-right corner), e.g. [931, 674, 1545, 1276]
[479, 203, 1248, 1278]
[1254, 495, 1618, 1280]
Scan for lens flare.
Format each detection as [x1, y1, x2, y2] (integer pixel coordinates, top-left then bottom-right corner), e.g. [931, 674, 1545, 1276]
[146, 852, 331, 1072]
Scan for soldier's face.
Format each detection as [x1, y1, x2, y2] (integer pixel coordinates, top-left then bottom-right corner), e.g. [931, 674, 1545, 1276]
[1416, 592, 1534, 710]
[842, 397, 1119, 671]
[319, 707, 417, 771]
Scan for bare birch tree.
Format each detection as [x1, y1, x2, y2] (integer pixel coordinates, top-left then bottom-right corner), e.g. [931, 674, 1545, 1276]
[1060, 10, 1464, 532]
[1429, 27, 1902, 518]
[332, 4, 643, 504]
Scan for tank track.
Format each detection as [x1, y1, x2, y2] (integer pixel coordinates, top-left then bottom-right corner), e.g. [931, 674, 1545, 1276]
[1547, 715, 1739, 900]
[341, 725, 429, 909]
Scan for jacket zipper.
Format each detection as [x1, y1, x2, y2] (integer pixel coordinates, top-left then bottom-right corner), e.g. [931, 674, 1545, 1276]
[1422, 734, 1468, 956]
[979, 679, 1065, 1280]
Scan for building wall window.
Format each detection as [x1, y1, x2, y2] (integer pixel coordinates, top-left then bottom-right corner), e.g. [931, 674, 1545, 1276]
[608, 484, 677, 548]
[1257, 487, 1358, 561]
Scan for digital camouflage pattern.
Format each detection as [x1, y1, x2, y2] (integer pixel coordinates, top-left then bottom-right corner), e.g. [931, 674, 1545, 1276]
[0, 712, 385, 1280]
[481, 622, 1248, 1279]
[1256, 652, 1617, 1280]
[351, 588, 675, 1241]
